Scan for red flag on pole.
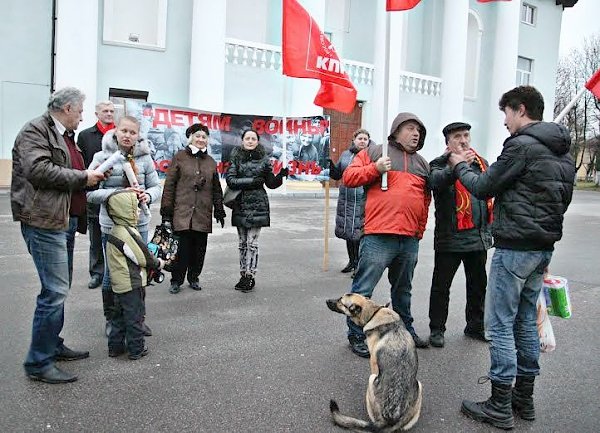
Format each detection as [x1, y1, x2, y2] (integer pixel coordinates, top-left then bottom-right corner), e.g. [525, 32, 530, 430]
[585, 68, 600, 99]
[282, 0, 357, 113]
[386, 0, 421, 11]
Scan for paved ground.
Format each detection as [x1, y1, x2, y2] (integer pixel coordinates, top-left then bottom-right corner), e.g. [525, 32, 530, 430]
[0, 190, 598, 432]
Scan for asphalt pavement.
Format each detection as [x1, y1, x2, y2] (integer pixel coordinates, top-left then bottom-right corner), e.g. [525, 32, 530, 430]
[0, 190, 598, 432]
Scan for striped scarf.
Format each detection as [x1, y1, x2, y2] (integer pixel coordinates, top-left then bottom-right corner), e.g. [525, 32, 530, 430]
[455, 150, 493, 231]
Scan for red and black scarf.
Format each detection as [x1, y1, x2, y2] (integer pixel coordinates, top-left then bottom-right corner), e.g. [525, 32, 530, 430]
[455, 150, 493, 231]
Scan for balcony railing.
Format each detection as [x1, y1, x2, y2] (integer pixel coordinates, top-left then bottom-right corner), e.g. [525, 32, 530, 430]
[224, 38, 374, 85]
[224, 38, 441, 96]
[399, 71, 442, 96]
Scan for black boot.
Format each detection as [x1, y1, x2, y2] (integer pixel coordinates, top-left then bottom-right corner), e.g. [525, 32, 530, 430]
[340, 262, 354, 273]
[348, 335, 369, 358]
[461, 380, 514, 430]
[234, 274, 251, 291]
[512, 375, 535, 420]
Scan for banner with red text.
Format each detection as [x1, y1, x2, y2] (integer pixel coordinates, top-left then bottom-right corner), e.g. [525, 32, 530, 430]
[125, 100, 330, 182]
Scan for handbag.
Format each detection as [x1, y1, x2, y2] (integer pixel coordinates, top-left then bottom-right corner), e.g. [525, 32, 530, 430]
[223, 186, 240, 209]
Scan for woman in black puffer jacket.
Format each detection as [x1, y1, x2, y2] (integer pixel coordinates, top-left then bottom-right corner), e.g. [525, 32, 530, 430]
[225, 129, 287, 291]
[329, 128, 372, 275]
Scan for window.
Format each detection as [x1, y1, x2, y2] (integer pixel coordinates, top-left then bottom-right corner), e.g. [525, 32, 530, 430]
[103, 0, 168, 51]
[521, 3, 536, 26]
[464, 11, 483, 99]
[516, 57, 533, 86]
[109, 88, 149, 121]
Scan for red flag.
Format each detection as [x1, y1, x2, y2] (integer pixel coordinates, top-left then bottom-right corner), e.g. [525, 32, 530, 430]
[586, 68, 600, 99]
[386, 0, 421, 11]
[282, 0, 357, 113]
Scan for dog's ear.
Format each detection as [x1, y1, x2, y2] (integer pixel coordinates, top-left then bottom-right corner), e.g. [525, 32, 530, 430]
[348, 303, 362, 316]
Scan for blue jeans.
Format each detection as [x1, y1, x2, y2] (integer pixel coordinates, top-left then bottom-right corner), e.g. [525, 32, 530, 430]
[486, 248, 552, 384]
[347, 234, 419, 339]
[21, 217, 78, 374]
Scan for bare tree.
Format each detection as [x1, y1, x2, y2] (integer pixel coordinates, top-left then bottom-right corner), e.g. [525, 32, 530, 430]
[555, 33, 600, 184]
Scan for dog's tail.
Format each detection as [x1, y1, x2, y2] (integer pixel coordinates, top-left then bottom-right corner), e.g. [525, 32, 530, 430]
[329, 400, 381, 433]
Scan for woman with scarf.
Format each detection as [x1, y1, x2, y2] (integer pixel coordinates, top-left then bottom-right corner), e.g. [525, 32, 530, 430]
[87, 115, 161, 338]
[225, 128, 287, 292]
[329, 128, 372, 276]
[160, 123, 226, 294]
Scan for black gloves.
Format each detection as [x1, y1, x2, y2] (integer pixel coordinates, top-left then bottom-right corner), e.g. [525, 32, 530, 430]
[278, 167, 289, 178]
[214, 207, 226, 228]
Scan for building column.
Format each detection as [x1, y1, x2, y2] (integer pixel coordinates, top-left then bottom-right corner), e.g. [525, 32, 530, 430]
[371, 0, 407, 144]
[189, 0, 226, 112]
[485, 1, 520, 161]
[54, 0, 98, 130]
[439, 0, 469, 135]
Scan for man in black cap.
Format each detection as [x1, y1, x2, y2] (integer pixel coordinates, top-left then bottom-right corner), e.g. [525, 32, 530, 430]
[427, 122, 493, 348]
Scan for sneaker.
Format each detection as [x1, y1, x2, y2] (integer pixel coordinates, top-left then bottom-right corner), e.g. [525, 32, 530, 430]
[348, 336, 370, 358]
[189, 281, 202, 291]
[429, 330, 445, 348]
[168, 283, 181, 294]
[128, 347, 149, 360]
[411, 333, 429, 349]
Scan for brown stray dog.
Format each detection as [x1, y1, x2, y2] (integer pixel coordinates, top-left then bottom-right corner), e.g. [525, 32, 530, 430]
[326, 294, 423, 432]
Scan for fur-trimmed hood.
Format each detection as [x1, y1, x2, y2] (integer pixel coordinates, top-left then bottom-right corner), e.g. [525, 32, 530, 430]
[101, 129, 153, 158]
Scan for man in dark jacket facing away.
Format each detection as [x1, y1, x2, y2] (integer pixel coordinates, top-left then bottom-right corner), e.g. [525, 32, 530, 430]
[77, 100, 115, 289]
[448, 86, 576, 429]
[427, 122, 493, 348]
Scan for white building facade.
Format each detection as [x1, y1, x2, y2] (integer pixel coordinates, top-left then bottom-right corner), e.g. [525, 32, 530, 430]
[0, 0, 578, 186]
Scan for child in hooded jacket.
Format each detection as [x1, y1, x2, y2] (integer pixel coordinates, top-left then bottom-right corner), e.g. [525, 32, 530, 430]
[105, 190, 163, 360]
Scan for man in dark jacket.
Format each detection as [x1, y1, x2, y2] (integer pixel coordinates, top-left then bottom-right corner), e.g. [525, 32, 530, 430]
[77, 101, 115, 289]
[11, 87, 106, 384]
[427, 122, 493, 348]
[448, 86, 576, 429]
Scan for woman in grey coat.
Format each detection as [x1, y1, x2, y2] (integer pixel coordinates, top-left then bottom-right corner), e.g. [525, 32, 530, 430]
[329, 128, 372, 275]
[87, 116, 162, 337]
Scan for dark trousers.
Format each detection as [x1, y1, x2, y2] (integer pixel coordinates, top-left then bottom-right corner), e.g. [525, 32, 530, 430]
[171, 230, 208, 286]
[109, 287, 145, 355]
[428, 250, 487, 333]
[346, 239, 360, 268]
[87, 214, 104, 279]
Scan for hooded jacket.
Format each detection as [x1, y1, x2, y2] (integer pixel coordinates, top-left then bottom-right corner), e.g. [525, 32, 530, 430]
[454, 121, 576, 251]
[225, 144, 284, 228]
[330, 140, 375, 241]
[160, 146, 225, 233]
[105, 191, 161, 294]
[86, 130, 162, 235]
[343, 113, 431, 238]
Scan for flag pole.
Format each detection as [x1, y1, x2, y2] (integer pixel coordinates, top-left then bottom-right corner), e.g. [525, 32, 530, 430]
[381, 11, 391, 191]
[323, 179, 330, 271]
[553, 87, 587, 124]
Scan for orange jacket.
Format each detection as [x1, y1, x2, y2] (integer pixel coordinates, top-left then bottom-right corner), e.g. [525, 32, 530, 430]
[343, 143, 431, 238]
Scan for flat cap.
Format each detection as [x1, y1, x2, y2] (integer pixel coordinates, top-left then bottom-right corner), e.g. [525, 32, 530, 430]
[442, 122, 471, 139]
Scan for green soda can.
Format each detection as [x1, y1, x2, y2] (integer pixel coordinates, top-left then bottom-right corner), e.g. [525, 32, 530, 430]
[543, 276, 572, 319]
